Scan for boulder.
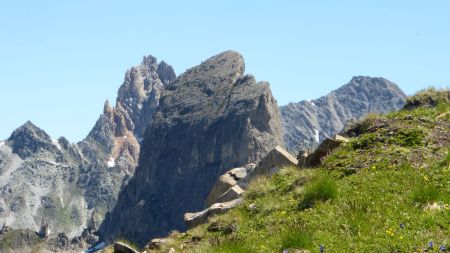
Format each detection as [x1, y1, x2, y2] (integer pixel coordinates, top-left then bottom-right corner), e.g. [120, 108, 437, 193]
[184, 209, 209, 229]
[148, 238, 168, 249]
[205, 164, 254, 207]
[209, 198, 243, 215]
[205, 174, 237, 207]
[113, 242, 139, 253]
[216, 185, 245, 203]
[185, 198, 243, 229]
[251, 146, 298, 176]
[303, 134, 349, 167]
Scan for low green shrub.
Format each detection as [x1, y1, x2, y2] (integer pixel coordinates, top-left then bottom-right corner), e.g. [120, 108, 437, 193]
[299, 174, 337, 209]
[412, 184, 440, 205]
[350, 132, 378, 150]
[280, 229, 313, 251]
[390, 128, 425, 147]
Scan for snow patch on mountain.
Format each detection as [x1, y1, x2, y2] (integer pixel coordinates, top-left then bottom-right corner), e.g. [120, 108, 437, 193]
[314, 128, 320, 143]
[107, 157, 115, 168]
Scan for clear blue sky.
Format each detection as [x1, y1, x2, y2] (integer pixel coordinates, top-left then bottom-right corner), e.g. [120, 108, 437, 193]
[0, 1, 449, 142]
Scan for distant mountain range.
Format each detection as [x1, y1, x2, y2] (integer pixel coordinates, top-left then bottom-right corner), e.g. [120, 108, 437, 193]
[281, 76, 406, 153]
[0, 55, 175, 247]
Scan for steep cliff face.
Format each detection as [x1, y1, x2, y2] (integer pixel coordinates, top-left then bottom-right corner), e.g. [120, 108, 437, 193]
[280, 76, 407, 153]
[100, 51, 284, 244]
[0, 56, 175, 242]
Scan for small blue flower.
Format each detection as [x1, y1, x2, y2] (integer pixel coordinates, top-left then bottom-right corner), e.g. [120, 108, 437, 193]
[399, 223, 405, 229]
[282, 250, 288, 253]
[439, 245, 446, 251]
[429, 241, 434, 248]
[319, 244, 325, 253]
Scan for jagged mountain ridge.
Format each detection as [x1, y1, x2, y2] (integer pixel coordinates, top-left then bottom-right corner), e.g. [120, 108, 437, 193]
[0, 56, 175, 242]
[99, 51, 284, 244]
[280, 76, 407, 153]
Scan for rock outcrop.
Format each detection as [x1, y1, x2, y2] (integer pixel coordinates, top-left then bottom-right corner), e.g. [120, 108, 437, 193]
[280, 76, 407, 153]
[298, 134, 349, 167]
[205, 164, 255, 207]
[0, 55, 175, 249]
[250, 145, 299, 176]
[184, 198, 244, 229]
[99, 50, 284, 244]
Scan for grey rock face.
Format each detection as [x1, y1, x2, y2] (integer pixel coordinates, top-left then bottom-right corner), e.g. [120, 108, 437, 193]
[117, 56, 175, 140]
[7, 121, 61, 159]
[99, 50, 284, 244]
[0, 55, 174, 245]
[280, 76, 407, 153]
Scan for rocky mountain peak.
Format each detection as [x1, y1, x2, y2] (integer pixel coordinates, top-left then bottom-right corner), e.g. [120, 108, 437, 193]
[116, 55, 175, 139]
[338, 76, 405, 96]
[7, 121, 59, 159]
[99, 50, 283, 243]
[174, 50, 244, 88]
[142, 55, 158, 67]
[103, 100, 113, 119]
[157, 61, 176, 85]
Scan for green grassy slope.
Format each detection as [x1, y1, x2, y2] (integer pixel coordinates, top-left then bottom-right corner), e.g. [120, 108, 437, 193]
[141, 89, 450, 253]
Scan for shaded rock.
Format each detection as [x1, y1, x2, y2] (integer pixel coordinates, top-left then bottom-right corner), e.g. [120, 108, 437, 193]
[302, 134, 349, 167]
[38, 219, 50, 238]
[114, 241, 139, 253]
[57, 232, 69, 249]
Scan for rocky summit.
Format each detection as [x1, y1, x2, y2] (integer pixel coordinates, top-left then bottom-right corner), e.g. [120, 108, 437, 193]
[0, 55, 175, 251]
[99, 50, 284, 244]
[280, 76, 407, 153]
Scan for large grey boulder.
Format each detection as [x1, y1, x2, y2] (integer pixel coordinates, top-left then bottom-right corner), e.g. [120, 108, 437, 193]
[100, 50, 284, 244]
[280, 76, 406, 153]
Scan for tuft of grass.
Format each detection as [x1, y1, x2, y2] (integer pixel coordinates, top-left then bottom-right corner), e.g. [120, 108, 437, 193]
[208, 242, 253, 253]
[412, 185, 441, 205]
[299, 174, 337, 209]
[280, 229, 313, 251]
